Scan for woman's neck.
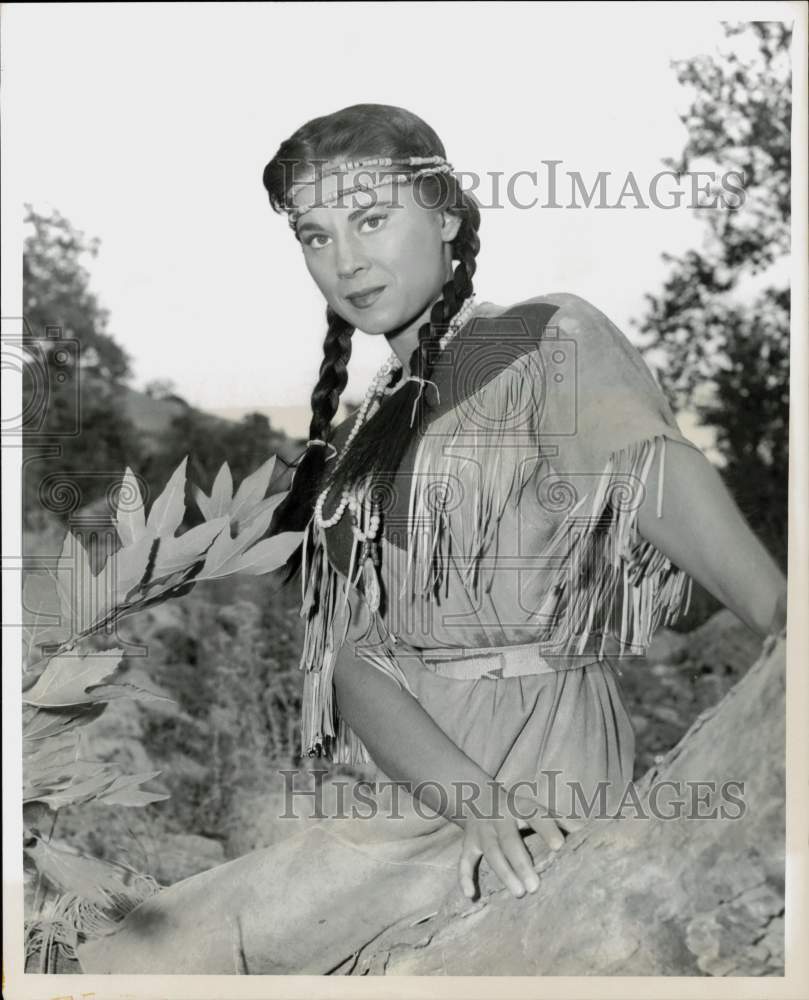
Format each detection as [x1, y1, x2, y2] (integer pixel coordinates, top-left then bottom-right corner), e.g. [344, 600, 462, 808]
[384, 298, 436, 374]
[384, 254, 459, 374]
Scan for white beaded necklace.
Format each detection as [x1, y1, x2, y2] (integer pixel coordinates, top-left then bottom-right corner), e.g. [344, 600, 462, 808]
[310, 294, 478, 610]
[313, 294, 477, 530]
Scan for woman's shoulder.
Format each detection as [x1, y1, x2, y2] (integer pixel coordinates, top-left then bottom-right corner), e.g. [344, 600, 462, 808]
[452, 292, 622, 378]
[458, 291, 682, 433]
[504, 291, 617, 325]
[470, 291, 614, 339]
[478, 292, 653, 379]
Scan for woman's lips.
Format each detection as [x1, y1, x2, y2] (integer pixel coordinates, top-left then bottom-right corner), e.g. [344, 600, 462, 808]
[345, 286, 386, 309]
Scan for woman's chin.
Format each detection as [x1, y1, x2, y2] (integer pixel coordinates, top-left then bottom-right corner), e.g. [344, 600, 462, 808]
[352, 309, 404, 336]
[355, 322, 395, 337]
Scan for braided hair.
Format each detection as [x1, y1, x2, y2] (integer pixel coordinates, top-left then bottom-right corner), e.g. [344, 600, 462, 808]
[262, 105, 481, 578]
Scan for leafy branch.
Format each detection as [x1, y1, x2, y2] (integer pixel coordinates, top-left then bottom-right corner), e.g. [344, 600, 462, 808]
[21, 453, 302, 969]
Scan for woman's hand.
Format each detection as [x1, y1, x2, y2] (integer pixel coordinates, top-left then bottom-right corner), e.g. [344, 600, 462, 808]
[457, 786, 578, 900]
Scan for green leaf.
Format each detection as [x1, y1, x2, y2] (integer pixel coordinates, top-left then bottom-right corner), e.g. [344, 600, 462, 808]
[22, 574, 69, 667]
[192, 484, 216, 521]
[51, 531, 107, 636]
[193, 462, 233, 521]
[228, 531, 303, 575]
[230, 494, 285, 552]
[98, 787, 170, 807]
[146, 456, 188, 537]
[230, 455, 277, 523]
[51, 533, 76, 628]
[23, 649, 125, 708]
[151, 516, 228, 577]
[249, 490, 289, 521]
[95, 770, 170, 807]
[22, 702, 107, 741]
[25, 757, 109, 789]
[26, 765, 118, 809]
[107, 534, 155, 602]
[209, 462, 234, 518]
[23, 731, 79, 771]
[114, 467, 147, 546]
[197, 521, 240, 580]
[196, 495, 298, 581]
[84, 681, 176, 706]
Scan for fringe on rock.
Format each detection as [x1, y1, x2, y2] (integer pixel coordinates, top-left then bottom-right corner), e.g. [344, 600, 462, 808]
[26, 874, 160, 971]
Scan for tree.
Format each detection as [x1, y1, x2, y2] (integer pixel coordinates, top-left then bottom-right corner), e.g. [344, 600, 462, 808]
[634, 21, 791, 567]
[142, 411, 278, 519]
[23, 206, 133, 382]
[143, 379, 178, 400]
[22, 207, 146, 528]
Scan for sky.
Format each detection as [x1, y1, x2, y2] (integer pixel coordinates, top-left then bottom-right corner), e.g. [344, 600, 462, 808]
[1, 2, 794, 437]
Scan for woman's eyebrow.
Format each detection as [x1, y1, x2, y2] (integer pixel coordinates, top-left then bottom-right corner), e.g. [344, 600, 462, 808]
[350, 199, 398, 220]
[296, 218, 328, 236]
[297, 200, 399, 237]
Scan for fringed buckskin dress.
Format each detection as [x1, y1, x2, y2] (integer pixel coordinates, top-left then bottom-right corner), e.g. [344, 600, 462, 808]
[77, 293, 704, 975]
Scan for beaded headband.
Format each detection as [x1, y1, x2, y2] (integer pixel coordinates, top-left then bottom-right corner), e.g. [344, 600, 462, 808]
[282, 155, 455, 229]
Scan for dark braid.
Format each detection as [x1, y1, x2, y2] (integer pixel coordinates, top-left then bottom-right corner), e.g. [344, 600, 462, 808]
[268, 306, 353, 552]
[262, 105, 481, 582]
[311, 307, 354, 447]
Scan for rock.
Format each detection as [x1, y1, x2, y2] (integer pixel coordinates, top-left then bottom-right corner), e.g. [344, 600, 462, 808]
[649, 704, 683, 726]
[630, 713, 649, 734]
[646, 627, 689, 664]
[683, 610, 762, 677]
[353, 637, 786, 975]
[221, 768, 374, 859]
[152, 834, 226, 885]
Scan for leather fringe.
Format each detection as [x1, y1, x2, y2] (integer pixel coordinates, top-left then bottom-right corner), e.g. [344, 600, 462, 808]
[528, 433, 693, 658]
[403, 351, 544, 602]
[298, 347, 693, 760]
[404, 407, 692, 659]
[298, 517, 416, 763]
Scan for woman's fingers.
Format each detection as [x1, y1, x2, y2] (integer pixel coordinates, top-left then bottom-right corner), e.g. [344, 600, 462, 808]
[559, 814, 588, 834]
[513, 795, 566, 850]
[531, 816, 566, 851]
[461, 831, 528, 899]
[499, 830, 540, 895]
[458, 843, 482, 899]
[459, 791, 583, 901]
[481, 834, 528, 898]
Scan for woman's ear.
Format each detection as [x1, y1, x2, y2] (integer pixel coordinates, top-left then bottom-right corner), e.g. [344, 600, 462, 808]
[438, 209, 463, 244]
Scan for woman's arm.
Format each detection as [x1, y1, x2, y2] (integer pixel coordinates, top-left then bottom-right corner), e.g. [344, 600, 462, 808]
[333, 645, 492, 815]
[333, 644, 567, 898]
[637, 438, 787, 638]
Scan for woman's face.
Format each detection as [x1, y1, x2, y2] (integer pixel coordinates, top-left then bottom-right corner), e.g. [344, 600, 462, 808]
[290, 166, 461, 335]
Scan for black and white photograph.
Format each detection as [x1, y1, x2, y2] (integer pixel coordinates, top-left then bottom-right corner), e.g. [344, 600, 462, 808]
[2, 2, 807, 996]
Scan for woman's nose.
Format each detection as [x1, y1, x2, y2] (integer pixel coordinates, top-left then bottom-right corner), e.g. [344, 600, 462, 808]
[334, 234, 369, 280]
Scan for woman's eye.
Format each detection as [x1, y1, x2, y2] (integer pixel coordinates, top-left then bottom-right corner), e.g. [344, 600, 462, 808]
[359, 213, 388, 233]
[305, 233, 331, 250]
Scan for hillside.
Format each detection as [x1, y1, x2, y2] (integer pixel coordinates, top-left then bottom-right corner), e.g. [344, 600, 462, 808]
[119, 385, 304, 460]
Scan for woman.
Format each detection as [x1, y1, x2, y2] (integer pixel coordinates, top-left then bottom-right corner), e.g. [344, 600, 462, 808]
[77, 104, 787, 975]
